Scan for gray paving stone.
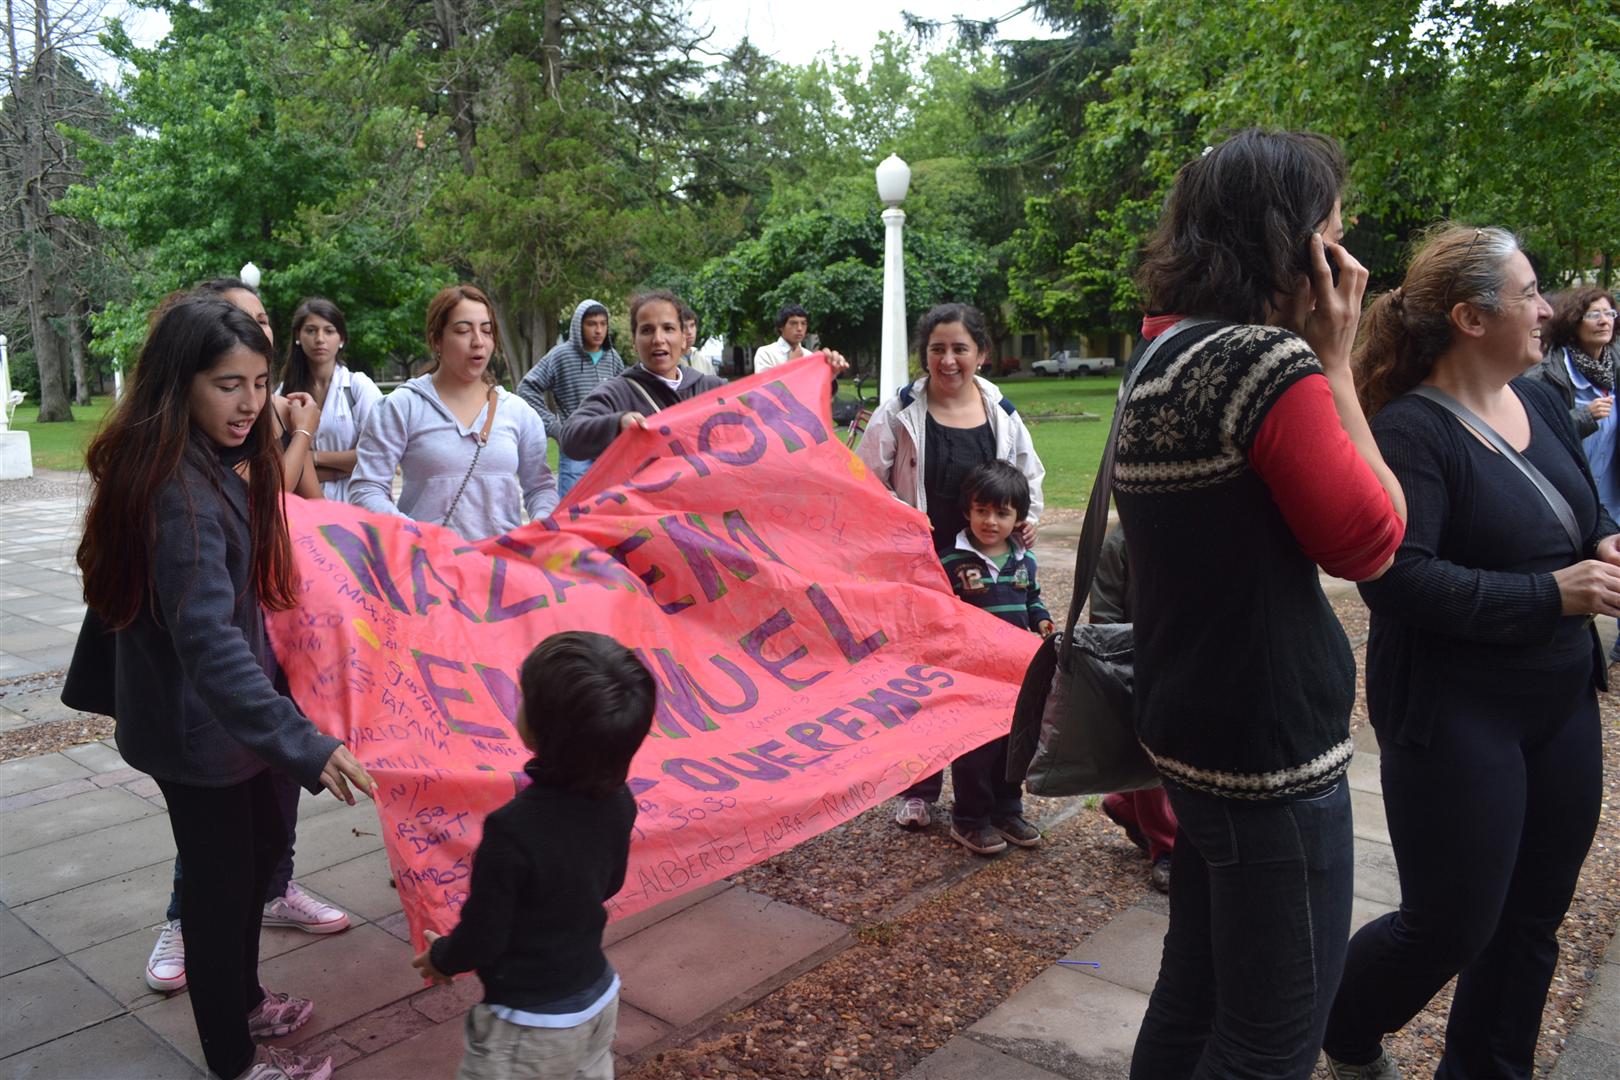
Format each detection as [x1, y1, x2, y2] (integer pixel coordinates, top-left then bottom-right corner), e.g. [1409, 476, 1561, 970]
[88, 767, 143, 788]
[608, 886, 848, 1028]
[60, 740, 128, 773]
[1350, 894, 1396, 935]
[374, 910, 411, 943]
[14, 860, 174, 954]
[331, 1013, 463, 1080]
[968, 965, 1146, 1080]
[0, 1015, 205, 1079]
[1349, 787, 1391, 846]
[69, 921, 320, 1009]
[0, 958, 122, 1059]
[0, 754, 90, 799]
[1066, 905, 1166, 997]
[275, 800, 388, 876]
[1572, 956, 1620, 1043]
[0, 706, 29, 733]
[1548, 1033, 1620, 1079]
[901, 1036, 1072, 1080]
[409, 975, 485, 1024]
[0, 626, 76, 656]
[1, 787, 160, 857]
[603, 879, 731, 947]
[615, 1000, 674, 1057]
[295, 849, 402, 924]
[0, 691, 93, 729]
[133, 924, 422, 1071]
[0, 905, 55, 978]
[326, 998, 435, 1058]
[0, 777, 94, 813]
[0, 654, 44, 679]
[0, 813, 176, 905]
[1352, 836, 1401, 908]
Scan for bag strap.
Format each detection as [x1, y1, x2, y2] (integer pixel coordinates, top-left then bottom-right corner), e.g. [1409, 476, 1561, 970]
[1060, 319, 1218, 654]
[441, 387, 500, 528]
[625, 377, 664, 415]
[1409, 384, 1583, 555]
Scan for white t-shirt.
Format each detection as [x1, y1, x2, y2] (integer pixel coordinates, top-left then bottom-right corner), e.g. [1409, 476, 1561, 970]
[277, 365, 384, 503]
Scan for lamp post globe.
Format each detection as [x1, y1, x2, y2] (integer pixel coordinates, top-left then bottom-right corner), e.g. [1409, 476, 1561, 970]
[876, 154, 911, 207]
[240, 261, 261, 289]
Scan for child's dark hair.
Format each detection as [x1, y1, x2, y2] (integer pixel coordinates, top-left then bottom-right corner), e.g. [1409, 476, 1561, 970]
[775, 302, 808, 330]
[961, 461, 1030, 521]
[519, 631, 656, 798]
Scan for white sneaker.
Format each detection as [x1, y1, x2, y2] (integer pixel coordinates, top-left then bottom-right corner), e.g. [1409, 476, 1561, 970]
[894, 797, 932, 829]
[262, 884, 350, 934]
[145, 919, 186, 992]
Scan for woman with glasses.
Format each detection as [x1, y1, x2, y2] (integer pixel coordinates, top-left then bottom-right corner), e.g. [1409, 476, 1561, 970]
[1534, 287, 1620, 661]
[1322, 227, 1617, 1078]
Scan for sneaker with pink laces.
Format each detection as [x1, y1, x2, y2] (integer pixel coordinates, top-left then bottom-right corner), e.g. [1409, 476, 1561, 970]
[246, 988, 314, 1039]
[262, 884, 350, 935]
[240, 1045, 333, 1080]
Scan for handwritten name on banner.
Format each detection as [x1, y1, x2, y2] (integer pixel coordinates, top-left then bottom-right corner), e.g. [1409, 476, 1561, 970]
[266, 358, 1042, 947]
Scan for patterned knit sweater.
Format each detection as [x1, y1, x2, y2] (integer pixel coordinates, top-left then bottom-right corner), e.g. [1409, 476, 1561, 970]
[1114, 323, 1359, 799]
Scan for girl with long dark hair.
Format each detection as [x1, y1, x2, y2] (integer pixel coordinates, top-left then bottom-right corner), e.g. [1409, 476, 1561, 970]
[71, 296, 375, 1080]
[277, 297, 383, 503]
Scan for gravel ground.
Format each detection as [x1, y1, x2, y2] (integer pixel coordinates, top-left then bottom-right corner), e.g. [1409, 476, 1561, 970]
[626, 588, 1620, 1080]
[0, 471, 87, 504]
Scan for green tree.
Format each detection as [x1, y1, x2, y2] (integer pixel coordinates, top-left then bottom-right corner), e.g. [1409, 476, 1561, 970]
[64, 0, 440, 376]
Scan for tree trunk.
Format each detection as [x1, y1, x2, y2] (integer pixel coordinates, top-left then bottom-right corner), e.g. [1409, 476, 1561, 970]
[10, 0, 73, 421]
[67, 302, 90, 405]
[491, 289, 553, 386]
[542, 0, 564, 98]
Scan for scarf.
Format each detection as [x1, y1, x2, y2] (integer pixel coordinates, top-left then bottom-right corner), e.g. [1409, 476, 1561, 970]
[1567, 342, 1618, 393]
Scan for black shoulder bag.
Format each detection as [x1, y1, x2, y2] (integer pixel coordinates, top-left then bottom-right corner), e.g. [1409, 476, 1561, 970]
[1005, 319, 1215, 795]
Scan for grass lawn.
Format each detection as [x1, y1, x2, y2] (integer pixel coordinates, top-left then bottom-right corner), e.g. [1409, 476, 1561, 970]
[17, 385, 1111, 511]
[11, 397, 113, 472]
[837, 373, 1118, 510]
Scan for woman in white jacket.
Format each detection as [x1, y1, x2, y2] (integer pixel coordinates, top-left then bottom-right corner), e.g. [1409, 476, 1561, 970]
[855, 302, 1046, 853]
[857, 303, 1044, 550]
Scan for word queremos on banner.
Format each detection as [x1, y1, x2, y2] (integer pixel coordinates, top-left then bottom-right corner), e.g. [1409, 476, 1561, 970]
[266, 357, 1041, 950]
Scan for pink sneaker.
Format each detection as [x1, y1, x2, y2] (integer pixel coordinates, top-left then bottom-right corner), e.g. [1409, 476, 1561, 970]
[246, 988, 314, 1039]
[240, 1046, 333, 1080]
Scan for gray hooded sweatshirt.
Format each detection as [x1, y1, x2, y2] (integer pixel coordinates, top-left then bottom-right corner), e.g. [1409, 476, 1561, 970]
[349, 374, 557, 540]
[515, 299, 626, 435]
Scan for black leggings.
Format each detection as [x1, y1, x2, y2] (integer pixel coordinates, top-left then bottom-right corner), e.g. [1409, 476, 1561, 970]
[1323, 673, 1601, 1078]
[157, 770, 287, 1079]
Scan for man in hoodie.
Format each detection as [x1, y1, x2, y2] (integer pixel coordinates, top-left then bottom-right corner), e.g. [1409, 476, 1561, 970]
[516, 299, 625, 500]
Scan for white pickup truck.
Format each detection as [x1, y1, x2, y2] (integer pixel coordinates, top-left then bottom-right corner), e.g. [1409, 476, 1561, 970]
[1030, 350, 1117, 376]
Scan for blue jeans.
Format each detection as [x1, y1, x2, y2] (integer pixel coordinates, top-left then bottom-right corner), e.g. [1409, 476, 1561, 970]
[168, 768, 301, 920]
[1130, 777, 1354, 1079]
[555, 453, 594, 504]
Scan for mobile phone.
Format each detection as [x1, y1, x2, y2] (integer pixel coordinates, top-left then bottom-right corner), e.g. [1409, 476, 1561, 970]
[1302, 236, 1342, 287]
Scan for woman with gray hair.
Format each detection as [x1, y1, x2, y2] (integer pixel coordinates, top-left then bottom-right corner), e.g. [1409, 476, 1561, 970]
[1323, 225, 1620, 1078]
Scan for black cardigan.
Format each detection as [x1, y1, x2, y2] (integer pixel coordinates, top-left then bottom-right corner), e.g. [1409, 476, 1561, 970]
[430, 766, 637, 1010]
[1359, 377, 1616, 745]
[63, 443, 339, 790]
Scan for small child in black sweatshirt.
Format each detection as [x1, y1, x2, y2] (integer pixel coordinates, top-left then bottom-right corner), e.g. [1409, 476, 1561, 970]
[412, 631, 655, 1080]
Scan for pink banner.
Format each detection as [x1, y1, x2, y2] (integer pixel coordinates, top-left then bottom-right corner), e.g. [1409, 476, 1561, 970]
[267, 358, 1041, 947]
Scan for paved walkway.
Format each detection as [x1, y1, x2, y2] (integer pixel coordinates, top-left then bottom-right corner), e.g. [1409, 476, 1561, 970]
[3, 478, 1616, 1078]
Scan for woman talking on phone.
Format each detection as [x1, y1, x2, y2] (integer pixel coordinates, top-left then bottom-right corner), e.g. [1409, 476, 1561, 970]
[1115, 130, 1406, 1079]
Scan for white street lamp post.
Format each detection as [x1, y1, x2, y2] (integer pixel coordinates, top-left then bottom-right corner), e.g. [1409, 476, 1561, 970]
[0, 332, 34, 479]
[876, 154, 911, 402]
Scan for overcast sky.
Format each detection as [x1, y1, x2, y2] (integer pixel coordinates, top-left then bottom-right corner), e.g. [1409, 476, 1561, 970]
[99, 1, 1054, 83]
